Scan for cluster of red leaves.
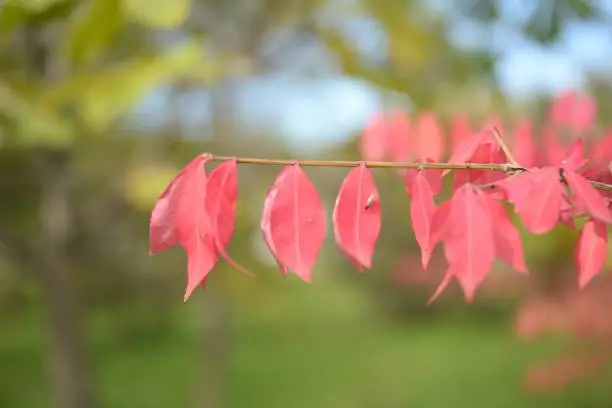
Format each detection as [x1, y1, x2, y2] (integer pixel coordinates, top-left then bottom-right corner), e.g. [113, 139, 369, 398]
[149, 155, 381, 300]
[148, 90, 612, 303]
[360, 92, 612, 303]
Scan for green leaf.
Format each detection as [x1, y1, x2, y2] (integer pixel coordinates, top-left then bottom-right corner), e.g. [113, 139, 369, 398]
[43, 40, 206, 130]
[0, 84, 74, 147]
[7, 0, 64, 13]
[121, 0, 189, 28]
[63, 0, 124, 66]
[0, 5, 27, 35]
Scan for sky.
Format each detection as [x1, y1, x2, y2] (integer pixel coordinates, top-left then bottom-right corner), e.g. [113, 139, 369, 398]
[135, 1, 612, 153]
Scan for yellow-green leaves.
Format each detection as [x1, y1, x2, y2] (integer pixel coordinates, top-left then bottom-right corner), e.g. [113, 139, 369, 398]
[43, 40, 205, 130]
[63, 0, 123, 66]
[122, 0, 189, 28]
[7, 0, 66, 13]
[123, 164, 180, 210]
[0, 84, 73, 147]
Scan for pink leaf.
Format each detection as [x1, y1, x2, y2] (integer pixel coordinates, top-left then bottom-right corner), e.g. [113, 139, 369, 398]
[564, 169, 612, 224]
[514, 168, 563, 234]
[431, 185, 496, 303]
[332, 164, 381, 269]
[482, 193, 528, 273]
[414, 111, 444, 161]
[205, 159, 253, 276]
[512, 119, 538, 168]
[408, 171, 436, 269]
[562, 138, 588, 171]
[148, 154, 219, 301]
[575, 218, 608, 289]
[266, 164, 326, 282]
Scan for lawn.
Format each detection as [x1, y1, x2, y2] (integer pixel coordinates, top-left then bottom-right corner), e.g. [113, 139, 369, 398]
[1, 280, 610, 407]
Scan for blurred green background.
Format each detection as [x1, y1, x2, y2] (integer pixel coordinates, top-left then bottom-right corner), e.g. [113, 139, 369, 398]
[2, 0, 612, 407]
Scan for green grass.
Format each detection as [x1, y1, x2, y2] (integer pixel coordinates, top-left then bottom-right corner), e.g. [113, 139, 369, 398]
[1, 281, 611, 408]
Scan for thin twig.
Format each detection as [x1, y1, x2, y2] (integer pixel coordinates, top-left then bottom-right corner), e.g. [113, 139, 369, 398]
[490, 126, 521, 169]
[208, 154, 612, 193]
[209, 155, 520, 172]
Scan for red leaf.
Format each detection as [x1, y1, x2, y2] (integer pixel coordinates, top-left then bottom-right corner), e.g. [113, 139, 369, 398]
[404, 159, 443, 196]
[548, 91, 596, 135]
[559, 190, 576, 229]
[575, 218, 608, 289]
[449, 113, 471, 152]
[332, 164, 381, 269]
[447, 130, 494, 168]
[388, 110, 412, 163]
[482, 193, 528, 273]
[408, 171, 436, 269]
[261, 167, 291, 276]
[563, 168, 612, 224]
[571, 94, 596, 135]
[514, 168, 563, 234]
[414, 111, 444, 161]
[447, 129, 502, 186]
[581, 165, 612, 200]
[430, 185, 496, 303]
[512, 119, 538, 168]
[590, 129, 612, 166]
[496, 171, 534, 205]
[360, 112, 390, 161]
[549, 91, 574, 128]
[264, 164, 326, 281]
[562, 138, 588, 171]
[542, 126, 566, 166]
[149, 156, 206, 254]
[148, 154, 219, 301]
[205, 160, 253, 276]
[430, 199, 451, 251]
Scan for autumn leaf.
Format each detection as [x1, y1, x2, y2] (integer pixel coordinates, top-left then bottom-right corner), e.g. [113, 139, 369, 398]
[261, 167, 291, 277]
[388, 109, 412, 163]
[563, 168, 612, 224]
[589, 130, 612, 166]
[429, 185, 496, 303]
[414, 111, 444, 161]
[562, 138, 588, 171]
[482, 193, 528, 273]
[447, 129, 505, 186]
[548, 91, 596, 136]
[575, 218, 607, 289]
[405, 158, 443, 196]
[148, 154, 218, 300]
[512, 119, 538, 168]
[205, 159, 253, 276]
[449, 113, 471, 152]
[263, 164, 326, 282]
[332, 164, 380, 269]
[542, 126, 567, 166]
[407, 171, 436, 269]
[513, 167, 563, 234]
[360, 112, 388, 161]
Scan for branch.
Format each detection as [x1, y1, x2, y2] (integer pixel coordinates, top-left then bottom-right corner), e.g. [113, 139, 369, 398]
[208, 155, 521, 172]
[490, 126, 520, 168]
[207, 154, 612, 192]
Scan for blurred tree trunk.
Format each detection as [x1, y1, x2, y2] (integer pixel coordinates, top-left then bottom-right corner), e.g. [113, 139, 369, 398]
[193, 290, 232, 408]
[190, 80, 236, 408]
[24, 25, 96, 408]
[39, 151, 95, 408]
